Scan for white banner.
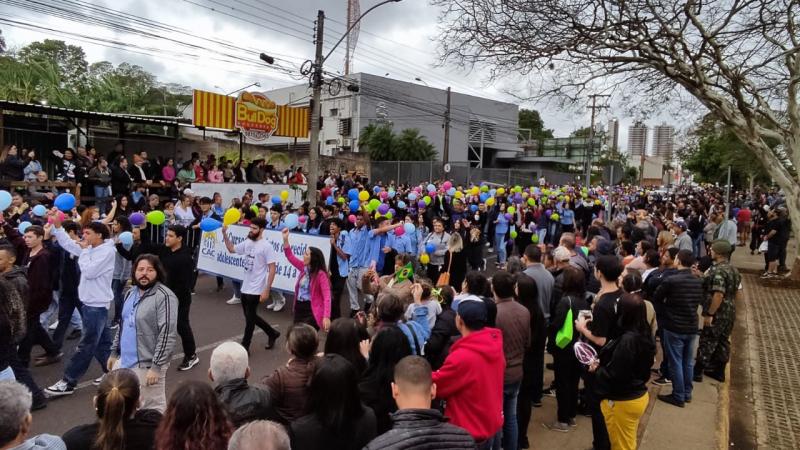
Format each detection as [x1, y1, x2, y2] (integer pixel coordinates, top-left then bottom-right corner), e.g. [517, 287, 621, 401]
[190, 182, 305, 208]
[197, 225, 331, 293]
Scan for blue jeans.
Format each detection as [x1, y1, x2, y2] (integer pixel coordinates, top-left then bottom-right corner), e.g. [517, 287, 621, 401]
[494, 380, 520, 450]
[0, 366, 14, 381]
[663, 329, 699, 403]
[63, 306, 113, 387]
[52, 293, 84, 350]
[41, 291, 82, 331]
[233, 280, 242, 298]
[494, 234, 507, 264]
[94, 185, 110, 215]
[692, 234, 704, 258]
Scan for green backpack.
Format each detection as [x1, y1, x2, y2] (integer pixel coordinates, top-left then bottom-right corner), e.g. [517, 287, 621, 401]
[555, 298, 574, 349]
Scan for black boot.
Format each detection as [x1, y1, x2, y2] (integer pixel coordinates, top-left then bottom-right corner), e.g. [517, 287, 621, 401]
[704, 369, 725, 382]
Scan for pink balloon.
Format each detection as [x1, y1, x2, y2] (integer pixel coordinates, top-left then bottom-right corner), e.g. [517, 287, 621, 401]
[379, 191, 388, 199]
[394, 226, 405, 237]
[47, 211, 66, 224]
[298, 216, 307, 223]
[443, 181, 452, 190]
[348, 214, 356, 224]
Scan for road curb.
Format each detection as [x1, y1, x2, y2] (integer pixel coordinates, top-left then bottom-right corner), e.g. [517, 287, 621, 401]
[717, 348, 730, 450]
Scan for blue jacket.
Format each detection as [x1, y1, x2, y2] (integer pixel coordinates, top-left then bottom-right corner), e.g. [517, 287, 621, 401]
[397, 304, 431, 355]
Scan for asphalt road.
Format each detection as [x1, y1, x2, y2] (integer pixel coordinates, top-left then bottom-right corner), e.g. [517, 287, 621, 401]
[30, 251, 502, 437]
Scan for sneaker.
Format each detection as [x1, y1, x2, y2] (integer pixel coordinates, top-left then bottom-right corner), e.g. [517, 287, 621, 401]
[272, 294, 286, 312]
[48, 321, 59, 331]
[265, 301, 276, 310]
[31, 396, 48, 411]
[34, 352, 63, 367]
[93, 375, 105, 386]
[226, 296, 241, 305]
[568, 418, 577, 427]
[657, 394, 685, 408]
[45, 380, 74, 397]
[543, 421, 570, 432]
[178, 354, 200, 371]
[542, 387, 556, 397]
[266, 331, 281, 350]
[652, 376, 671, 386]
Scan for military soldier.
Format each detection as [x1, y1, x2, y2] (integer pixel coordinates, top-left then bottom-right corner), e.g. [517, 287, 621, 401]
[694, 239, 742, 382]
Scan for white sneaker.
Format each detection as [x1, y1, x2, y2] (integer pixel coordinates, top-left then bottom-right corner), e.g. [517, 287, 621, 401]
[45, 380, 74, 397]
[48, 321, 59, 331]
[93, 375, 105, 386]
[266, 302, 276, 310]
[272, 294, 286, 312]
[226, 296, 241, 305]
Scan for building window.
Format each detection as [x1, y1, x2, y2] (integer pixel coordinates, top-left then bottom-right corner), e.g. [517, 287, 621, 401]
[330, 108, 339, 117]
[338, 118, 352, 137]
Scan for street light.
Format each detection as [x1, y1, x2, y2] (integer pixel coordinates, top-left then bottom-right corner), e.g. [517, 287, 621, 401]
[414, 77, 429, 87]
[302, 0, 403, 206]
[221, 82, 262, 96]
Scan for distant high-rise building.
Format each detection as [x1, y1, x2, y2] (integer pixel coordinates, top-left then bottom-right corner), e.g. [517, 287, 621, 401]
[652, 123, 675, 161]
[606, 118, 620, 151]
[627, 121, 648, 157]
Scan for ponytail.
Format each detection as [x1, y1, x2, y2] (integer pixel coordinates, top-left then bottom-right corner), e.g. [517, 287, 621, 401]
[94, 369, 140, 450]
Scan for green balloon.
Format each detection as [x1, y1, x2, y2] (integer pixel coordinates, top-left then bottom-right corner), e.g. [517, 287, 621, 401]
[146, 210, 166, 226]
[510, 230, 518, 239]
[531, 234, 539, 243]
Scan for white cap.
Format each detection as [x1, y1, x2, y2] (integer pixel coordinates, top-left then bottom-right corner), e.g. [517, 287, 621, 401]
[554, 246, 571, 262]
[183, 188, 195, 196]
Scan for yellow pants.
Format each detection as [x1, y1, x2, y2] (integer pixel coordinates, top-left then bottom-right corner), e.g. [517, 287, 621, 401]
[600, 392, 649, 450]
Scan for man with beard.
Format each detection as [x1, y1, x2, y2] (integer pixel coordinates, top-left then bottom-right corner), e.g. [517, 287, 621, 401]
[108, 254, 178, 412]
[222, 218, 281, 353]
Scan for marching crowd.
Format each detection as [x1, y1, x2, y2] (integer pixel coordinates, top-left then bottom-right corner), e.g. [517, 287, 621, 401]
[0, 144, 789, 450]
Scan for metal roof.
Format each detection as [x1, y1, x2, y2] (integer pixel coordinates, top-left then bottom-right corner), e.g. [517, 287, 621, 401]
[0, 100, 183, 126]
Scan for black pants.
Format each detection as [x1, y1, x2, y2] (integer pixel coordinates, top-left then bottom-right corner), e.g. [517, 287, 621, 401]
[330, 274, 346, 320]
[18, 315, 59, 366]
[177, 295, 196, 358]
[294, 301, 318, 330]
[240, 293, 279, 351]
[52, 294, 82, 350]
[583, 373, 611, 450]
[9, 351, 45, 405]
[530, 335, 546, 404]
[517, 352, 535, 445]
[426, 264, 442, 282]
[554, 348, 581, 423]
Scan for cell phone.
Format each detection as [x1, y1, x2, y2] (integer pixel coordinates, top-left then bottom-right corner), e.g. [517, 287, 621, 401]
[578, 310, 593, 321]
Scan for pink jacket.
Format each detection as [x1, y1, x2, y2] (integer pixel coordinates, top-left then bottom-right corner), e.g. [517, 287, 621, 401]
[283, 245, 331, 328]
[207, 170, 223, 183]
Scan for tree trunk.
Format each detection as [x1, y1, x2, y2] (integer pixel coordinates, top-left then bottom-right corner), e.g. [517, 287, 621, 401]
[781, 184, 800, 281]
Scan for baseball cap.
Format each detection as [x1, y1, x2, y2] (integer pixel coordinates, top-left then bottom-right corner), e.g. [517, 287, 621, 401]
[673, 221, 687, 231]
[457, 300, 487, 330]
[553, 246, 571, 262]
[711, 239, 732, 256]
[183, 188, 195, 196]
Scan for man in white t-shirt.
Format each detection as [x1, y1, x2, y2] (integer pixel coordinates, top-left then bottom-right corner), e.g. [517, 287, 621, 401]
[222, 218, 281, 352]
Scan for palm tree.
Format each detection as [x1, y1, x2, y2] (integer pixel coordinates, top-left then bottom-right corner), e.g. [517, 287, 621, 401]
[360, 123, 396, 161]
[394, 128, 436, 161]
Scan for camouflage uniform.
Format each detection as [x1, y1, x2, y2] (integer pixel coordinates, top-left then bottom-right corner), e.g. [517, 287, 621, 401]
[695, 260, 741, 377]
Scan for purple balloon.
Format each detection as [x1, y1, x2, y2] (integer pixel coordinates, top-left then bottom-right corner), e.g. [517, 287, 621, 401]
[378, 203, 390, 214]
[504, 213, 512, 220]
[129, 212, 145, 226]
[545, 209, 552, 217]
[418, 201, 426, 209]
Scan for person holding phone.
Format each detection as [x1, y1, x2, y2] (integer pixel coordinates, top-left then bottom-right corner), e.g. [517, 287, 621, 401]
[281, 228, 331, 332]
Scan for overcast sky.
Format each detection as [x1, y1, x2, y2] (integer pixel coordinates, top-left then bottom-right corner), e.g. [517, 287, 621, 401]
[1, 0, 688, 152]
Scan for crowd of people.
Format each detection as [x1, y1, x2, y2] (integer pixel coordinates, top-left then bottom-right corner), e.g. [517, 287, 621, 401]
[0, 143, 788, 450]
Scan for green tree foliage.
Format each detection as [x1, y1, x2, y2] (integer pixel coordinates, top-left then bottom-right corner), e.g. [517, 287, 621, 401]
[0, 40, 191, 115]
[360, 124, 437, 161]
[518, 109, 553, 140]
[681, 115, 773, 187]
[570, 126, 592, 138]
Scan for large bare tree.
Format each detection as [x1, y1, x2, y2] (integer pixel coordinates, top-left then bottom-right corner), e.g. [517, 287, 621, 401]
[433, 0, 800, 277]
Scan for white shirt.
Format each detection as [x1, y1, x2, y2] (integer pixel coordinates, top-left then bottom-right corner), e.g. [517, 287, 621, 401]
[53, 228, 116, 307]
[174, 204, 195, 227]
[234, 238, 277, 295]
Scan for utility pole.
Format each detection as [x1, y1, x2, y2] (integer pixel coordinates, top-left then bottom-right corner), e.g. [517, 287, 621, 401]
[725, 165, 732, 218]
[443, 86, 451, 169]
[307, 10, 325, 207]
[585, 94, 610, 186]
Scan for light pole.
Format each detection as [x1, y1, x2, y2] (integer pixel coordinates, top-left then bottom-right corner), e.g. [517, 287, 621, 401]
[414, 77, 450, 170]
[304, 0, 403, 206]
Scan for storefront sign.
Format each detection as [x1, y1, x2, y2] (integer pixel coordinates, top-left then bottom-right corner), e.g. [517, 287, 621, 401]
[235, 91, 278, 141]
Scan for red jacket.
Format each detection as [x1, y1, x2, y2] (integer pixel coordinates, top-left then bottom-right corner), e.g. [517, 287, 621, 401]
[432, 326, 505, 442]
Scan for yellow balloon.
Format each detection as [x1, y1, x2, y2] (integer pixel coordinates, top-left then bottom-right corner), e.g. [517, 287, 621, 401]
[486, 197, 495, 206]
[455, 191, 464, 199]
[471, 187, 480, 196]
[507, 206, 516, 214]
[223, 208, 241, 226]
[280, 190, 289, 201]
[497, 188, 506, 195]
[420, 253, 430, 264]
[358, 191, 369, 202]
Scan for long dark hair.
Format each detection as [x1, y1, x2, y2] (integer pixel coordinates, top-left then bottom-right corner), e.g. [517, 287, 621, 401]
[361, 326, 411, 413]
[94, 369, 140, 450]
[308, 206, 323, 229]
[560, 266, 586, 298]
[154, 381, 232, 450]
[324, 318, 368, 375]
[308, 246, 326, 275]
[307, 354, 365, 434]
[514, 273, 544, 324]
[617, 293, 651, 336]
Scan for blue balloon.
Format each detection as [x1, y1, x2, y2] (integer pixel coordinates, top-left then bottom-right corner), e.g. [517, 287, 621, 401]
[199, 218, 223, 232]
[479, 193, 489, 203]
[0, 191, 10, 211]
[408, 192, 418, 201]
[447, 187, 456, 196]
[118, 231, 134, 249]
[489, 189, 497, 196]
[17, 221, 32, 234]
[271, 196, 282, 205]
[397, 201, 406, 209]
[425, 243, 436, 254]
[427, 183, 436, 192]
[284, 213, 299, 230]
[403, 223, 415, 235]
[54, 193, 76, 212]
[470, 204, 478, 212]
[32, 204, 47, 217]
[325, 196, 334, 205]
[373, 186, 381, 194]
[348, 188, 359, 201]
[349, 200, 360, 212]
[388, 190, 396, 199]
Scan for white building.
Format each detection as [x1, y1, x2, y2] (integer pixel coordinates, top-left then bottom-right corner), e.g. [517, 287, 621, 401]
[627, 120, 648, 157]
[652, 122, 675, 161]
[261, 73, 520, 165]
[606, 118, 620, 152]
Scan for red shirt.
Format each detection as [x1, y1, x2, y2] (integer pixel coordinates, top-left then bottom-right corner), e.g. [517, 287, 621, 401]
[432, 327, 505, 442]
[737, 208, 751, 222]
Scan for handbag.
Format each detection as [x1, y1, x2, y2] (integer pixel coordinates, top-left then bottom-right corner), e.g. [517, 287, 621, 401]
[436, 252, 453, 286]
[555, 298, 574, 349]
[758, 240, 768, 253]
